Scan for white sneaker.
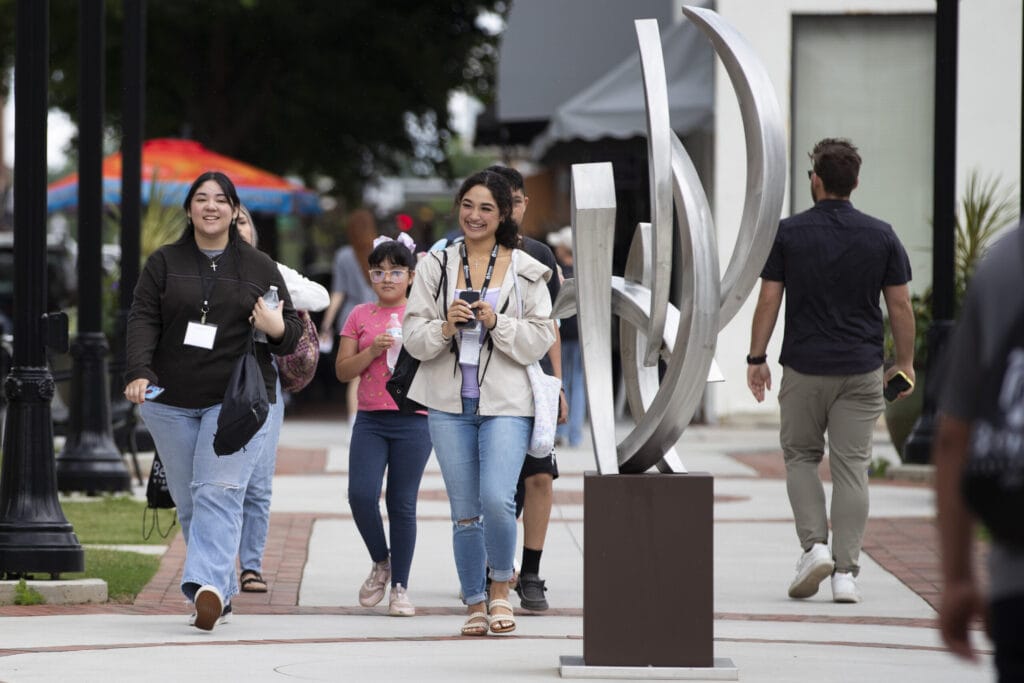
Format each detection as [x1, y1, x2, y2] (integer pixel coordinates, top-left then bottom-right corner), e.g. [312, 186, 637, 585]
[388, 583, 415, 616]
[787, 543, 834, 599]
[831, 571, 861, 603]
[189, 601, 231, 628]
[191, 585, 225, 631]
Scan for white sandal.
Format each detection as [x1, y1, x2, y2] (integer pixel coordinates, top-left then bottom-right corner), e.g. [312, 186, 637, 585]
[487, 598, 516, 634]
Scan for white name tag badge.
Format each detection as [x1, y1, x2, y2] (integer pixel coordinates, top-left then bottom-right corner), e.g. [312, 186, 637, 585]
[459, 327, 481, 366]
[184, 321, 218, 349]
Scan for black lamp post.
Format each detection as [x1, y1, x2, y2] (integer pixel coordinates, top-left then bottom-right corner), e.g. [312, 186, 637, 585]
[902, 0, 959, 465]
[0, 0, 84, 577]
[55, 0, 132, 492]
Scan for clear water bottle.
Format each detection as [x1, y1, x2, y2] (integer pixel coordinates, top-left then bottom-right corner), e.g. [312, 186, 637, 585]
[386, 312, 403, 372]
[255, 285, 279, 342]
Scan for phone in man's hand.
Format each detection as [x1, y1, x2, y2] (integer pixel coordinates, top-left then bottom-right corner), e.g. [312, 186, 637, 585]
[457, 290, 480, 328]
[883, 371, 914, 402]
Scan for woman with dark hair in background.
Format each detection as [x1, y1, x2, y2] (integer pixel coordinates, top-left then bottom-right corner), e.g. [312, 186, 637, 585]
[403, 170, 555, 636]
[124, 172, 301, 631]
[318, 209, 378, 422]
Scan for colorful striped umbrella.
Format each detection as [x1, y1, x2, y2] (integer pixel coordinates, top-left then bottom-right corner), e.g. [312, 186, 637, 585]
[47, 138, 320, 214]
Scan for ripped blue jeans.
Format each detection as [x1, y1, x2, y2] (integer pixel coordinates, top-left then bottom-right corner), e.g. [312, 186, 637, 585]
[428, 397, 530, 606]
[140, 400, 269, 603]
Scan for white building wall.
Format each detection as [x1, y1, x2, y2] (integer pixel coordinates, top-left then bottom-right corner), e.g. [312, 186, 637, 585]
[711, 0, 1022, 420]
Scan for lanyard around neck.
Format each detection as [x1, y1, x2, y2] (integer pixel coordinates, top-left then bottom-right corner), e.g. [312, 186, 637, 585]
[460, 242, 499, 298]
[194, 245, 230, 324]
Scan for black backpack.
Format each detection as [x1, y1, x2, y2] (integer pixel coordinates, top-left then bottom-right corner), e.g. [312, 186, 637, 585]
[214, 332, 270, 456]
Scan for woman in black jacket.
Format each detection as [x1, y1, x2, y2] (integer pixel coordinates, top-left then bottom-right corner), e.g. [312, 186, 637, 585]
[124, 171, 301, 631]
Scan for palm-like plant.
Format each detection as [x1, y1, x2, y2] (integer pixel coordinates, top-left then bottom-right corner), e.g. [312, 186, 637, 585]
[887, 170, 1018, 368]
[953, 171, 1018, 306]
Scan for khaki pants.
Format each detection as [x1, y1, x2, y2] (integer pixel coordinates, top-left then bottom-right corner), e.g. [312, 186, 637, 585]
[779, 366, 884, 575]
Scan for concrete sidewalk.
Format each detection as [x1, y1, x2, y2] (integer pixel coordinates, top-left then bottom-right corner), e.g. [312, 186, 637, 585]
[0, 415, 995, 682]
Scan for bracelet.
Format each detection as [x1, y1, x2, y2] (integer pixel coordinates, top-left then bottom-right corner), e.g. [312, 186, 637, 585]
[746, 354, 767, 365]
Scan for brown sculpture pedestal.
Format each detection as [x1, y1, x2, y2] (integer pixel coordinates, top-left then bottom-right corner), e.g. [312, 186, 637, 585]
[559, 471, 737, 679]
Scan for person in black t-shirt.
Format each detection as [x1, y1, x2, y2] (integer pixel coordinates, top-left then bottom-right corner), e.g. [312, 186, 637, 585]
[746, 139, 915, 605]
[488, 165, 566, 612]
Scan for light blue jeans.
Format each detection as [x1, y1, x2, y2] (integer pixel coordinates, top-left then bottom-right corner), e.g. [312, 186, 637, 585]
[239, 376, 284, 574]
[556, 338, 586, 446]
[140, 399, 270, 602]
[428, 397, 530, 606]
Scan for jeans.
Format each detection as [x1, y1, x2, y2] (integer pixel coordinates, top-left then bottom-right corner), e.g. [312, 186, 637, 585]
[348, 410, 432, 588]
[239, 375, 284, 574]
[556, 338, 585, 446]
[140, 399, 270, 602]
[428, 397, 530, 606]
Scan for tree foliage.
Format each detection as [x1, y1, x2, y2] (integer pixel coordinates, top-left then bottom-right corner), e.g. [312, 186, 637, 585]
[0, 0, 507, 199]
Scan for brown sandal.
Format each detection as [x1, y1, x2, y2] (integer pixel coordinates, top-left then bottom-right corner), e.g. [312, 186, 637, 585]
[240, 570, 268, 593]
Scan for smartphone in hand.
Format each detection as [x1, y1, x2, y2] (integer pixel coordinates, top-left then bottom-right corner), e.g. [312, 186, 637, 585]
[144, 385, 165, 400]
[883, 371, 913, 402]
[457, 290, 480, 328]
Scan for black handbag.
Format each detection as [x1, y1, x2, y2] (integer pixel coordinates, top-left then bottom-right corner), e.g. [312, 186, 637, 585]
[143, 451, 177, 540]
[213, 331, 270, 456]
[386, 346, 426, 413]
[386, 250, 449, 413]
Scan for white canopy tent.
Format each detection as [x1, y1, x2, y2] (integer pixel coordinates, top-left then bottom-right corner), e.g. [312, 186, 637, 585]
[530, 16, 714, 160]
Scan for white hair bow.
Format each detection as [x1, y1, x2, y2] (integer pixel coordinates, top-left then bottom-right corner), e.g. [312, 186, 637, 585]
[373, 233, 417, 253]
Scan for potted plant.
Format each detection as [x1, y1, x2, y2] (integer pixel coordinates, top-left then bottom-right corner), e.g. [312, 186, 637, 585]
[884, 170, 1018, 457]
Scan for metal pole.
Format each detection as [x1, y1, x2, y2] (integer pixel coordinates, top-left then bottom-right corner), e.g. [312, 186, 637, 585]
[56, 0, 131, 492]
[111, 0, 147, 485]
[0, 0, 84, 577]
[118, 0, 144, 353]
[902, 0, 959, 464]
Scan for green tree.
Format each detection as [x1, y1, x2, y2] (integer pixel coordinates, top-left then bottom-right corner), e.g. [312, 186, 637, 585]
[0, 0, 507, 199]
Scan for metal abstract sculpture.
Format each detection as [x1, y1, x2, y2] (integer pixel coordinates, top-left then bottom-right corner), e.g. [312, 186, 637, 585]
[554, 6, 786, 474]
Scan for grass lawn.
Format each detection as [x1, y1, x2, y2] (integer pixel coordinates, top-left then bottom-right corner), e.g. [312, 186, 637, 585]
[49, 496, 177, 603]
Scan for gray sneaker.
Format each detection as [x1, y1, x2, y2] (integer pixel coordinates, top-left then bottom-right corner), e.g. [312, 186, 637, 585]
[515, 573, 549, 611]
[787, 543, 834, 599]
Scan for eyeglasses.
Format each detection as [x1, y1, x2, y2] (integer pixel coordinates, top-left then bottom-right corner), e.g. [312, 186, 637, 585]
[369, 269, 409, 283]
[807, 170, 814, 179]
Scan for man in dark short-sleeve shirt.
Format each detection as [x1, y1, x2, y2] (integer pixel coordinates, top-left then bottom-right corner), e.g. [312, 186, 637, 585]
[747, 138, 916, 604]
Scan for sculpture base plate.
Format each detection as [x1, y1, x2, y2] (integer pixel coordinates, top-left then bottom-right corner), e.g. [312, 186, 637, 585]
[559, 655, 738, 680]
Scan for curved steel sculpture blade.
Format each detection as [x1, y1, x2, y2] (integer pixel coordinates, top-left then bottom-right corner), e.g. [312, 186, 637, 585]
[569, 7, 786, 474]
[682, 6, 786, 329]
[635, 19, 674, 367]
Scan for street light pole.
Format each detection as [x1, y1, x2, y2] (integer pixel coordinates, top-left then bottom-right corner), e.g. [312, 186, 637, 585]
[55, 0, 132, 493]
[0, 0, 84, 577]
[902, 0, 959, 465]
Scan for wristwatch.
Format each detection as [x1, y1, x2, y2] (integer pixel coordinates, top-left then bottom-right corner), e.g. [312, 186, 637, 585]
[746, 354, 767, 365]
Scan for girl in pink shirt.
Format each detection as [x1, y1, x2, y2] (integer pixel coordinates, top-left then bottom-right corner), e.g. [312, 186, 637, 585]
[336, 235, 431, 616]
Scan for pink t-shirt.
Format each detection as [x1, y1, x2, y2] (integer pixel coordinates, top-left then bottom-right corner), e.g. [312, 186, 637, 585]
[341, 302, 406, 412]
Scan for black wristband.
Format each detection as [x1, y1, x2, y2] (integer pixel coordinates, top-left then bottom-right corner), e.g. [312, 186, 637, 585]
[746, 354, 767, 365]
